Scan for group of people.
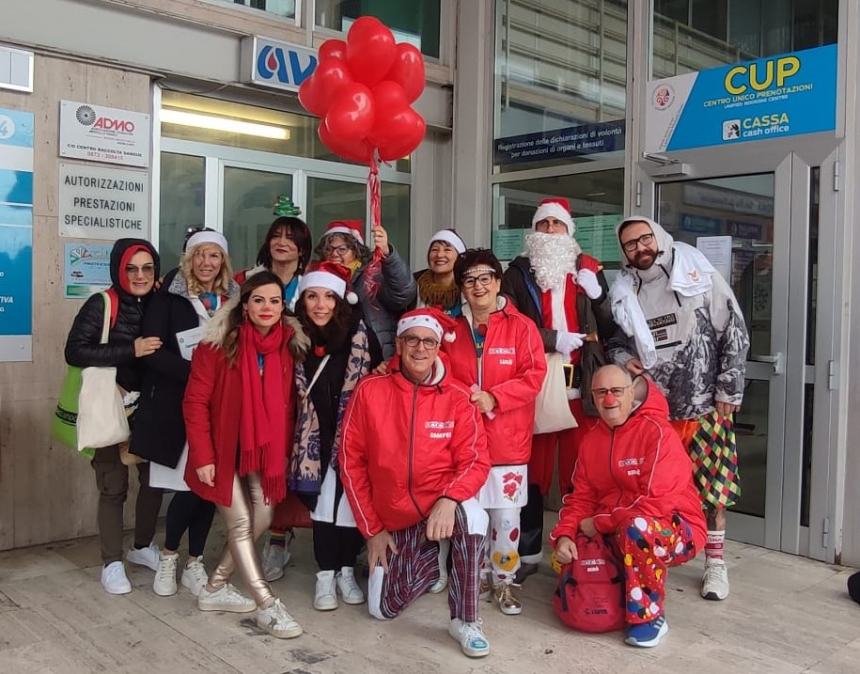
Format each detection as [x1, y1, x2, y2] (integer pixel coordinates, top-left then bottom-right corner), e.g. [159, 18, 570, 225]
[64, 195, 749, 656]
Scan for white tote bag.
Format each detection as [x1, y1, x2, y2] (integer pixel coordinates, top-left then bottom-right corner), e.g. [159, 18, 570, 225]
[77, 292, 130, 451]
[533, 352, 578, 435]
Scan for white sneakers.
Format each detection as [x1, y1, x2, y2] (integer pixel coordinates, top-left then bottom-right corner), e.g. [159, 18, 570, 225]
[181, 556, 209, 596]
[256, 599, 303, 639]
[126, 543, 160, 572]
[153, 552, 179, 596]
[448, 618, 490, 658]
[198, 583, 257, 613]
[336, 567, 366, 605]
[314, 570, 338, 610]
[701, 561, 730, 600]
[101, 561, 132, 595]
[261, 539, 291, 582]
[315, 568, 366, 610]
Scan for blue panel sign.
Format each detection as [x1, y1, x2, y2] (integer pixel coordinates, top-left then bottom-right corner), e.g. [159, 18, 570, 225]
[0, 107, 34, 362]
[64, 243, 113, 299]
[646, 44, 837, 152]
[241, 36, 318, 93]
[494, 120, 625, 165]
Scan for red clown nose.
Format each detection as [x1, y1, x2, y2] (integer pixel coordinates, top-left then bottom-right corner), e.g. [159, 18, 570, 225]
[602, 391, 618, 406]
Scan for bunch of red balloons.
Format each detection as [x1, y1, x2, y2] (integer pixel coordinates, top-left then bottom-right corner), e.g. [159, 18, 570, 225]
[299, 16, 426, 163]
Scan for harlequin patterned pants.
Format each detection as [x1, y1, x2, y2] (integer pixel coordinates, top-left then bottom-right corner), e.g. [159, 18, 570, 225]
[482, 506, 521, 586]
[616, 513, 698, 624]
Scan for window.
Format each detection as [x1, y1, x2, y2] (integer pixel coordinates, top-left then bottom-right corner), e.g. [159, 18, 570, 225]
[652, 0, 838, 78]
[159, 153, 205, 269]
[216, 0, 296, 20]
[491, 169, 625, 263]
[315, 0, 441, 58]
[493, 0, 627, 172]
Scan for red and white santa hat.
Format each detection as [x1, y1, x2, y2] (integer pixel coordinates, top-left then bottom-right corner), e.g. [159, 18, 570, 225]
[396, 307, 457, 343]
[532, 197, 575, 235]
[298, 261, 358, 305]
[186, 230, 229, 254]
[324, 219, 364, 246]
[429, 229, 466, 254]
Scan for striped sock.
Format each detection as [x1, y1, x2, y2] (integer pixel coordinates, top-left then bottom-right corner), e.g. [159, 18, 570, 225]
[705, 530, 725, 564]
[270, 531, 287, 548]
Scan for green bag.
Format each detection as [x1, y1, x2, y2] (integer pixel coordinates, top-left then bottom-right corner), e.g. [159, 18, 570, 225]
[52, 291, 113, 459]
[51, 365, 93, 458]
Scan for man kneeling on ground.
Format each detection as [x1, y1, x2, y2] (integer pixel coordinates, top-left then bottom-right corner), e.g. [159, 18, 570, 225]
[340, 307, 493, 658]
[550, 364, 706, 648]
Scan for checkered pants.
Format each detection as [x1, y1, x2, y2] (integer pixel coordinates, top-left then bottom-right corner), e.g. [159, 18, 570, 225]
[368, 500, 487, 622]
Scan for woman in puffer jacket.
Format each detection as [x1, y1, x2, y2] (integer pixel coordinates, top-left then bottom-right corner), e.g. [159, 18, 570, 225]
[63, 238, 164, 596]
[314, 219, 416, 359]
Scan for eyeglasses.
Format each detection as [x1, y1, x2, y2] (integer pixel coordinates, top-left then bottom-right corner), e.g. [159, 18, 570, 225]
[325, 244, 352, 256]
[620, 233, 655, 253]
[125, 264, 156, 277]
[591, 385, 631, 398]
[461, 273, 496, 288]
[400, 335, 440, 350]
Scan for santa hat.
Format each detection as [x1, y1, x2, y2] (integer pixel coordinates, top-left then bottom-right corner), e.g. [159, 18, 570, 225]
[298, 261, 358, 305]
[186, 230, 229, 254]
[428, 229, 466, 254]
[397, 307, 457, 343]
[324, 220, 364, 246]
[532, 197, 575, 235]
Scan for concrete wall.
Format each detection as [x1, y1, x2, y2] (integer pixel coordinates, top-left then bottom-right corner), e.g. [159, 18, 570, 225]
[0, 55, 152, 550]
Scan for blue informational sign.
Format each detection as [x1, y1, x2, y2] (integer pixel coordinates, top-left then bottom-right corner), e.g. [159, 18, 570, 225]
[646, 44, 838, 152]
[64, 243, 113, 298]
[0, 107, 34, 362]
[494, 120, 625, 165]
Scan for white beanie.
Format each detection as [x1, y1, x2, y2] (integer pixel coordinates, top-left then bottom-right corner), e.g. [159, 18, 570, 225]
[186, 230, 229, 254]
[428, 229, 466, 254]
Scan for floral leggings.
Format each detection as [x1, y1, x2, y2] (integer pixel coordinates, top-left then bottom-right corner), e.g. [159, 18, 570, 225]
[616, 513, 698, 624]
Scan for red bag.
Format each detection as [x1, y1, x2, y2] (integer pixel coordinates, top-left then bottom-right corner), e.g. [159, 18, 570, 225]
[270, 492, 312, 530]
[553, 533, 625, 633]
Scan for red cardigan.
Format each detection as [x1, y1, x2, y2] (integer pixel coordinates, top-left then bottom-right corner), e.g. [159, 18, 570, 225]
[182, 336, 296, 507]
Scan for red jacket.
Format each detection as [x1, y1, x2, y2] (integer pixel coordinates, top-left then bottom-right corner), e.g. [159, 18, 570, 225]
[340, 357, 491, 539]
[550, 380, 706, 552]
[182, 334, 296, 507]
[443, 297, 546, 465]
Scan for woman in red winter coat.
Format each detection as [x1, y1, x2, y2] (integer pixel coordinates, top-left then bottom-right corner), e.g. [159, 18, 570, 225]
[182, 271, 302, 640]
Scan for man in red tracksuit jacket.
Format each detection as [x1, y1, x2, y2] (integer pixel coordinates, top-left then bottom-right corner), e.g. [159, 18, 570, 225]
[340, 307, 492, 659]
[550, 364, 706, 649]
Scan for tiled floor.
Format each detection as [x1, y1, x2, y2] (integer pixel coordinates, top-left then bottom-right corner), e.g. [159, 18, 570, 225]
[0, 519, 857, 674]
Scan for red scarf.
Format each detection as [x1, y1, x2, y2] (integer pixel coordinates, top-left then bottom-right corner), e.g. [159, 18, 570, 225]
[238, 322, 287, 504]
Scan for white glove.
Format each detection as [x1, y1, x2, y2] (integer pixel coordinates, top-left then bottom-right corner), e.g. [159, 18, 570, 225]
[577, 268, 602, 300]
[555, 331, 586, 357]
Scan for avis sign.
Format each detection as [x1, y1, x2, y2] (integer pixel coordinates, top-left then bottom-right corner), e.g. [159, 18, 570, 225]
[241, 36, 317, 93]
[59, 100, 151, 167]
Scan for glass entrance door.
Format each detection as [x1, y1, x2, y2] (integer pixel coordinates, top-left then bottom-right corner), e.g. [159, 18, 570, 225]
[656, 155, 814, 550]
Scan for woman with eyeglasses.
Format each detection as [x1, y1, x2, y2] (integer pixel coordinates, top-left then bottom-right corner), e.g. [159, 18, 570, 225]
[287, 262, 382, 611]
[315, 220, 416, 359]
[235, 199, 312, 313]
[441, 248, 546, 616]
[411, 229, 467, 316]
[63, 238, 164, 595]
[129, 231, 239, 599]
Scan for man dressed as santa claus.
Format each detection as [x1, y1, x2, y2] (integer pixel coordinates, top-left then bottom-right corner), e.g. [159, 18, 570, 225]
[501, 197, 616, 581]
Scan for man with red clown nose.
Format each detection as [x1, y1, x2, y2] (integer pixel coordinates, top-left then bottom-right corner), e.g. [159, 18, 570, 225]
[501, 197, 616, 582]
[550, 364, 706, 648]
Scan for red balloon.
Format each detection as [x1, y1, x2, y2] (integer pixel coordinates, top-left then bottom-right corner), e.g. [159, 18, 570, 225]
[319, 38, 347, 62]
[346, 16, 397, 87]
[376, 107, 426, 161]
[298, 59, 353, 117]
[325, 83, 375, 141]
[367, 81, 408, 146]
[318, 121, 373, 164]
[388, 43, 425, 103]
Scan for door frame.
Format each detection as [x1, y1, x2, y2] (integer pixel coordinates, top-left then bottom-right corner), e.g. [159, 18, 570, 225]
[632, 138, 842, 559]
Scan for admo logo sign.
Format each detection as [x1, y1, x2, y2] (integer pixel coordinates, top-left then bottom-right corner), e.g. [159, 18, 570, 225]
[76, 105, 136, 133]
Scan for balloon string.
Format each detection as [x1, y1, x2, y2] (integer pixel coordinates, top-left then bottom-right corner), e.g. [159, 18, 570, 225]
[364, 150, 384, 300]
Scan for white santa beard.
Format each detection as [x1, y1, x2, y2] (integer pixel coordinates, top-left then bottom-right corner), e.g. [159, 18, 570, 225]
[525, 232, 581, 293]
